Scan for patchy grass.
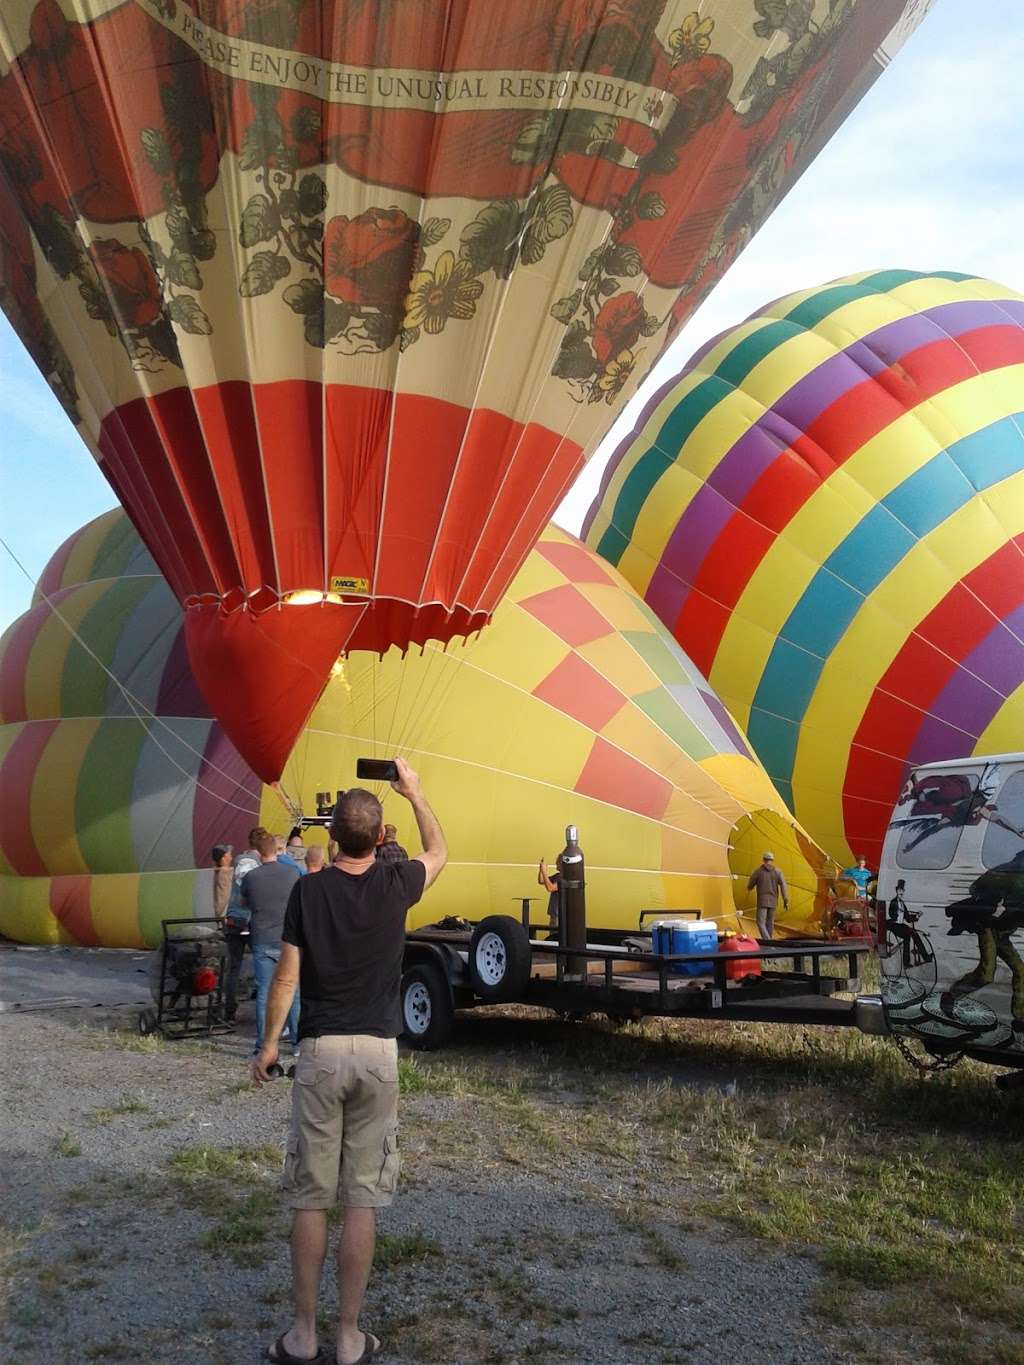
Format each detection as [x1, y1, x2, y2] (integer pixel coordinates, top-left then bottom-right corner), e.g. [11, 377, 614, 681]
[167, 1143, 281, 1184]
[641, 1226, 689, 1272]
[54, 1130, 81, 1158]
[397, 1010, 1024, 1362]
[91, 1096, 149, 1124]
[373, 1229, 439, 1269]
[398, 1054, 452, 1095]
[9, 1302, 46, 1330]
[199, 1189, 278, 1263]
[83, 1340, 132, 1361]
[398, 1053, 522, 1100]
[210, 1078, 255, 1100]
[85, 1026, 209, 1058]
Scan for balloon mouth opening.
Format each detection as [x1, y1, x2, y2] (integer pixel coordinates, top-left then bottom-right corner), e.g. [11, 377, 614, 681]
[284, 589, 347, 606]
[185, 589, 368, 613]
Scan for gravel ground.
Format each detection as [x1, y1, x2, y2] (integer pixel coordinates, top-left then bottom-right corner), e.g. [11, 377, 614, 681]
[0, 999, 878, 1365]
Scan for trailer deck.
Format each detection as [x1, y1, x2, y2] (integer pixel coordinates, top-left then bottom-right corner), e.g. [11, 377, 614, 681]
[401, 922, 873, 1046]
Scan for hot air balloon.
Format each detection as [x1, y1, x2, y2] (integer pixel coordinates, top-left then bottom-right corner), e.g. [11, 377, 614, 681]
[0, 509, 829, 947]
[0, 0, 931, 782]
[585, 270, 1024, 866]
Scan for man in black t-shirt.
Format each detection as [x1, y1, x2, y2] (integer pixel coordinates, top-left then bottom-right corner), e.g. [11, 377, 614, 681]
[252, 757, 446, 1365]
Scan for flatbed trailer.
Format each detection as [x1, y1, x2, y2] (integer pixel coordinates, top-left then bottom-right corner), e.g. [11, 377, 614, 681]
[398, 916, 880, 1050]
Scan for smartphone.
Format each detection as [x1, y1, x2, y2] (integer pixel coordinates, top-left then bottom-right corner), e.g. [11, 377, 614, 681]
[356, 757, 398, 782]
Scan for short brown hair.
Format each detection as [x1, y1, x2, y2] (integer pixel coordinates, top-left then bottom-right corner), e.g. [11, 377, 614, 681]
[330, 788, 383, 857]
[248, 825, 268, 848]
[255, 831, 277, 858]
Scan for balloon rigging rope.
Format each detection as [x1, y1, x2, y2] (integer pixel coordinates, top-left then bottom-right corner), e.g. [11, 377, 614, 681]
[0, 535, 262, 815]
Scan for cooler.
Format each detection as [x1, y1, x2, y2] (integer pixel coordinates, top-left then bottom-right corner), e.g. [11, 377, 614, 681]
[673, 919, 718, 975]
[650, 919, 687, 962]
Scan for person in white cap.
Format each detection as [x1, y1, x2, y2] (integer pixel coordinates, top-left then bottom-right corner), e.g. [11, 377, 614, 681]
[747, 851, 789, 940]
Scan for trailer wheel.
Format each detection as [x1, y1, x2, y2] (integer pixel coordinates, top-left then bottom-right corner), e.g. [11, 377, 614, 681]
[468, 916, 531, 1003]
[401, 963, 454, 1051]
[137, 1007, 158, 1036]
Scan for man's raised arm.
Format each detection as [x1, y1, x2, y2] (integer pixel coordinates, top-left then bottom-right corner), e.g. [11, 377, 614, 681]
[391, 756, 447, 890]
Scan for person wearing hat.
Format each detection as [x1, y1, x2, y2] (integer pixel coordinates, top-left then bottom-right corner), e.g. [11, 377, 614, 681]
[747, 851, 789, 940]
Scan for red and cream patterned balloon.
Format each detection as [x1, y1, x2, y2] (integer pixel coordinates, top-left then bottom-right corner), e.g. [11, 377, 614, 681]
[0, 0, 931, 779]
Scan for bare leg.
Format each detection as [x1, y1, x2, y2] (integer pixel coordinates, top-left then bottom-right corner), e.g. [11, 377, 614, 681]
[336, 1206, 377, 1365]
[280, 1208, 327, 1360]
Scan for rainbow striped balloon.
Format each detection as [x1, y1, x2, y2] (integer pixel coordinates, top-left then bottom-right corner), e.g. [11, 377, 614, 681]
[585, 270, 1024, 865]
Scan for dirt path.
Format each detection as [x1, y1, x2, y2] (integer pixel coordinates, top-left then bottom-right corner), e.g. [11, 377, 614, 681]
[0, 1003, 856, 1365]
[1, 991, 1021, 1365]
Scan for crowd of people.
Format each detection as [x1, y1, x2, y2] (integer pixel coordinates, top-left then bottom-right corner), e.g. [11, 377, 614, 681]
[209, 822, 413, 1056]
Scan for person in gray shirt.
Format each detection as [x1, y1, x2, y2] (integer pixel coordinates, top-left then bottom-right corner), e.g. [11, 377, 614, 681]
[747, 850, 789, 940]
[241, 831, 301, 1054]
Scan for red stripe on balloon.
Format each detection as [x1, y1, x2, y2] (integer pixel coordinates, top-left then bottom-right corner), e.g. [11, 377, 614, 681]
[842, 535, 1024, 858]
[100, 382, 577, 628]
[0, 720, 58, 874]
[49, 875, 100, 947]
[672, 327, 1024, 672]
[35, 525, 80, 600]
[192, 381, 278, 592]
[0, 600, 48, 722]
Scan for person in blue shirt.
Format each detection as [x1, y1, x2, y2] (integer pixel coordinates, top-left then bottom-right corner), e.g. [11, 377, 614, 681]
[842, 856, 872, 899]
[278, 833, 307, 875]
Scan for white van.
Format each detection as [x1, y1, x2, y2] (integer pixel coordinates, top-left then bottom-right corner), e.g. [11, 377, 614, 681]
[875, 753, 1024, 1061]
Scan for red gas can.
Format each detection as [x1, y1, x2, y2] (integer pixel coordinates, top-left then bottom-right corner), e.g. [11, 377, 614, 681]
[720, 933, 761, 980]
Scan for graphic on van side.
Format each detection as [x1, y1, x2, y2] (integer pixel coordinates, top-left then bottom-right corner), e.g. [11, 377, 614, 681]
[878, 760, 1024, 1057]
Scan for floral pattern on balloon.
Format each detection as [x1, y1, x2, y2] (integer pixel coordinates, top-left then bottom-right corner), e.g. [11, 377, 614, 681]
[0, 0, 901, 381]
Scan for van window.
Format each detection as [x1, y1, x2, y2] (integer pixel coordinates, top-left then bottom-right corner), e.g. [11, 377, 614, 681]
[981, 770, 1024, 869]
[894, 769, 980, 871]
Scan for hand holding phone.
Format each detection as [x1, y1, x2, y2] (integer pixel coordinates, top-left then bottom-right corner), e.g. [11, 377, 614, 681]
[390, 755, 421, 801]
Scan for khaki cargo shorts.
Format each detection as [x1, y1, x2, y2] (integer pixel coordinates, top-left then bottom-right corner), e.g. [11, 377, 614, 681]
[282, 1035, 400, 1210]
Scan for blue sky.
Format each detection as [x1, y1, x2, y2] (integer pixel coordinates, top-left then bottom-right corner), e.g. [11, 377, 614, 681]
[2, 0, 1022, 633]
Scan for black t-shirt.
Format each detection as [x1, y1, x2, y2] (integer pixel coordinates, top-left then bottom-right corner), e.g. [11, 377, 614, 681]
[281, 860, 427, 1039]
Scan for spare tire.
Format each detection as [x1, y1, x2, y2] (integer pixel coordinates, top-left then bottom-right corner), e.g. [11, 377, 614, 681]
[468, 916, 532, 1003]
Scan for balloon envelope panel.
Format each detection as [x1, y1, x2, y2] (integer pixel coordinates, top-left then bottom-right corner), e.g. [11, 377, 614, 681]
[0, 0, 930, 781]
[0, 512, 827, 944]
[585, 270, 1024, 865]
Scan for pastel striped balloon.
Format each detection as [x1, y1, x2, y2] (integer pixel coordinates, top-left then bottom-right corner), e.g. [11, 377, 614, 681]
[1, 511, 829, 945]
[0, 511, 262, 946]
[585, 270, 1024, 865]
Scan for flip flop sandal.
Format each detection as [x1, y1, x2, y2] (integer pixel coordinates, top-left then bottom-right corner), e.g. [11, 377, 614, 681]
[338, 1332, 381, 1365]
[266, 1334, 325, 1364]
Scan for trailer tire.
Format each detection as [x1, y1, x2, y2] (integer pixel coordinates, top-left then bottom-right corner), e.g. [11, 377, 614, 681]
[468, 916, 531, 1003]
[401, 962, 454, 1051]
[137, 1007, 158, 1036]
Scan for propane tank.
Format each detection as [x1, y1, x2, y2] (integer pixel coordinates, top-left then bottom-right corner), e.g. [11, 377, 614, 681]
[557, 824, 586, 977]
